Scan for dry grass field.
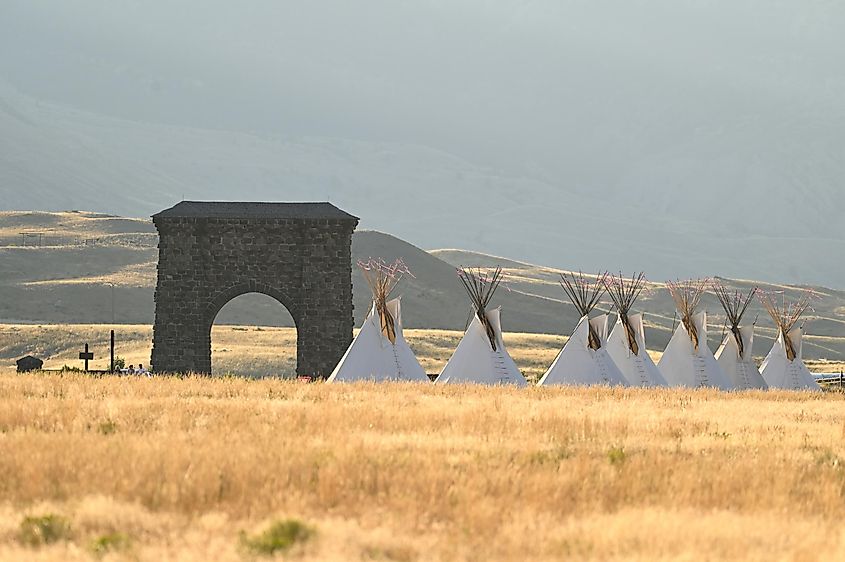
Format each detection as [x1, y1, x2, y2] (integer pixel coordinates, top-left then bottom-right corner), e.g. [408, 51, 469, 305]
[2, 323, 845, 560]
[1, 374, 845, 561]
[2, 323, 842, 383]
[0, 324, 567, 382]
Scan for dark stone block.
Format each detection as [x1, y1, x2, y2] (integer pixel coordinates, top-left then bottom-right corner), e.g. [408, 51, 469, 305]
[151, 201, 358, 377]
[16, 355, 43, 373]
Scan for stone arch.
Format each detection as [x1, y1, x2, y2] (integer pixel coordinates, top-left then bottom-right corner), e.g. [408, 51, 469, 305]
[206, 285, 299, 377]
[150, 201, 358, 377]
[205, 282, 300, 328]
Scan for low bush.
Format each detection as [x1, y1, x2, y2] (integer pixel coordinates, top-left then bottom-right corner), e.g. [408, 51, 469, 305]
[240, 519, 315, 556]
[18, 514, 72, 547]
[98, 419, 117, 435]
[90, 532, 132, 557]
[607, 446, 627, 466]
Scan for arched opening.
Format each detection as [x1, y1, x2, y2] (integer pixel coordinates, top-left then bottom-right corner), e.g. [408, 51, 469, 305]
[210, 292, 297, 378]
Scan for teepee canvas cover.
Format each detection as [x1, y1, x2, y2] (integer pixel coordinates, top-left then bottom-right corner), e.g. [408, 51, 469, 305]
[658, 279, 733, 390]
[713, 284, 767, 390]
[758, 292, 821, 391]
[715, 324, 767, 390]
[538, 272, 628, 387]
[604, 273, 667, 387]
[436, 267, 527, 386]
[328, 299, 428, 382]
[328, 259, 428, 383]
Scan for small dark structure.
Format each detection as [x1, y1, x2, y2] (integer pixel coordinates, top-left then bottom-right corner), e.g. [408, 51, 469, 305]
[151, 201, 358, 377]
[16, 355, 43, 373]
[78, 343, 94, 371]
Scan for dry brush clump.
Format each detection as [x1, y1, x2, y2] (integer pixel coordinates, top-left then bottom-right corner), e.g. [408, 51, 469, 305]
[666, 278, 711, 350]
[1, 373, 845, 560]
[758, 289, 816, 361]
[712, 282, 758, 357]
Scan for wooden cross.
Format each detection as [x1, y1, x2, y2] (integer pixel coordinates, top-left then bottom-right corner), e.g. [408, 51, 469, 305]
[79, 343, 94, 371]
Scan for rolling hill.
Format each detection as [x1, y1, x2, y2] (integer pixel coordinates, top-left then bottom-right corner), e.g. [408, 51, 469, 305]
[1, 83, 844, 288]
[2, 210, 845, 362]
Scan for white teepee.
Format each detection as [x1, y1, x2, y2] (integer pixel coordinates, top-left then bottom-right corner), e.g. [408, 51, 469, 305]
[713, 284, 767, 390]
[436, 307, 526, 386]
[328, 299, 429, 382]
[758, 291, 821, 391]
[327, 258, 428, 383]
[715, 324, 767, 390]
[436, 267, 527, 386]
[538, 272, 628, 387]
[606, 313, 667, 387]
[604, 273, 667, 387]
[658, 280, 733, 390]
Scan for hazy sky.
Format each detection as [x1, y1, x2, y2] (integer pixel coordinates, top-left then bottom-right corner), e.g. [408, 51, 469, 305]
[3, 0, 842, 184]
[1, 1, 844, 284]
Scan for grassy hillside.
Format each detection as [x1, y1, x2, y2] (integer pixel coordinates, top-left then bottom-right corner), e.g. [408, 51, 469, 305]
[3, 211, 845, 361]
[432, 249, 845, 362]
[1, 374, 845, 561]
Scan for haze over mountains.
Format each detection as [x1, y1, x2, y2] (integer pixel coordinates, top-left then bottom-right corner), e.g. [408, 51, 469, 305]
[1, 1, 844, 286]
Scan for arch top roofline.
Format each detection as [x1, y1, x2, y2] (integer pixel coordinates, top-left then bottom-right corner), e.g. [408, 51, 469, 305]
[153, 201, 359, 221]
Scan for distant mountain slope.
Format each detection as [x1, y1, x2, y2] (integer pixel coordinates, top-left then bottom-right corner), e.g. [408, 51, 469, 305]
[432, 248, 845, 362]
[3, 211, 845, 361]
[352, 231, 569, 334]
[0, 211, 567, 336]
[1, 85, 844, 287]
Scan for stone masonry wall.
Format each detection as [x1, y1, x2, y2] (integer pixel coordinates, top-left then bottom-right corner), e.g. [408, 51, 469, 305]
[151, 216, 356, 376]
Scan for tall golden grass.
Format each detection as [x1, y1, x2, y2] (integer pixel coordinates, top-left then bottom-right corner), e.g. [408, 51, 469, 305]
[1, 373, 844, 561]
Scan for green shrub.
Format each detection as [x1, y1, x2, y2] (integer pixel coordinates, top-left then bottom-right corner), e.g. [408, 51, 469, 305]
[529, 446, 573, 466]
[98, 419, 117, 435]
[18, 514, 72, 547]
[90, 532, 132, 557]
[606, 446, 627, 466]
[814, 448, 843, 468]
[240, 519, 315, 556]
